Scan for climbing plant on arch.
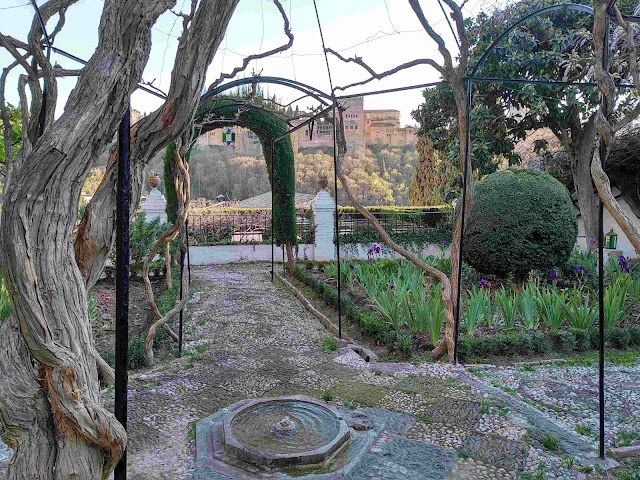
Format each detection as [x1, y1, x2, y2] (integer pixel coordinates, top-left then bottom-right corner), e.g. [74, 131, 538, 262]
[192, 98, 297, 267]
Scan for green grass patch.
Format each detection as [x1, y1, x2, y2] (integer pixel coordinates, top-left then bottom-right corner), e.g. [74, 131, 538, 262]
[328, 380, 389, 407]
[322, 337, 338, 353]
[540, 433, 560, 451]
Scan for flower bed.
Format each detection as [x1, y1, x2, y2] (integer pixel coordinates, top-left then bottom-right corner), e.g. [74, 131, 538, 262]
[293, 249, 640, 363]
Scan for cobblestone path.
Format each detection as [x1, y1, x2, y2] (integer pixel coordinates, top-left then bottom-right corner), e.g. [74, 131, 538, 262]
[1, 264, 628, 480]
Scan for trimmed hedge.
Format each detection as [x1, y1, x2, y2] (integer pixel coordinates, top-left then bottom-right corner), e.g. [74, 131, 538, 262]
[339, 229, 451, 247]
[292, 266, 390, 342]
[458, 326, 640, 362]
[463, 168, 577, 279]
[338, 205, 451, 213]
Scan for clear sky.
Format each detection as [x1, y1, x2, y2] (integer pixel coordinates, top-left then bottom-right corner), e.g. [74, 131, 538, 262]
[0, 0, 490, 126]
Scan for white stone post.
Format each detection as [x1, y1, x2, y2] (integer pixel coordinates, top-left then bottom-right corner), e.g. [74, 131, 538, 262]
[141, 188, 168, 222]
[312, 190, 336, 261]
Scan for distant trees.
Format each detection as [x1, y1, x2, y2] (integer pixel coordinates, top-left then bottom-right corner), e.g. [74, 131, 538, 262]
[188, 149, 271, 201]
[408, 138, 458, 206]
[294, 149, 395, 205]
[185, 145, 411, 206]
[412, 0, 639, 247]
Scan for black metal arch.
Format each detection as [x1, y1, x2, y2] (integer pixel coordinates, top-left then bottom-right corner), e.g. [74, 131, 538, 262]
[454, 2, 628, 462]
[202, 76, 333, 106]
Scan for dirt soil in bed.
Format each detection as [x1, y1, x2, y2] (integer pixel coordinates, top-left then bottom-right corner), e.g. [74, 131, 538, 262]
[89, 274, 178, 365]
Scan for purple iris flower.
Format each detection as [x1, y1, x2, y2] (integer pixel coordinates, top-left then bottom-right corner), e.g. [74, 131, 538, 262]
[389, 284, 395, 291]
[440, 240, 448, 247]
[374, 244, 381, 254]
[587, 272, 593, 279]
[619, 255, 631, 273]
[573, 265, 584, 277]
[550, 268, 559, 280]
[589, 236, 596, 245]
[479, 279, 490, 289]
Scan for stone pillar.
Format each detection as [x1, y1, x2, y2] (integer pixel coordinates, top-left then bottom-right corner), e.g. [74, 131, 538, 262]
[312, 190, 335, 261]
[141, 188, 167, 222]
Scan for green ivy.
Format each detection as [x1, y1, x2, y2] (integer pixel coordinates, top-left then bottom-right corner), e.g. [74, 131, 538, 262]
[195, 99, 296, 246]
[163, 142, 179, 225]
[339, 229, 452, 249]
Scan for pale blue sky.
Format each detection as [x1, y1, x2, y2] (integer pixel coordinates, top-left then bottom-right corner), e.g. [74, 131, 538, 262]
[0, 0, 488, 125]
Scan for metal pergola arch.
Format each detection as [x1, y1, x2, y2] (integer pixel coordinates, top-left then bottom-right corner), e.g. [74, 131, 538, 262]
[453, 2, 640, 461]
[202, 76, 334, 106]
[189, 97, 314, 284]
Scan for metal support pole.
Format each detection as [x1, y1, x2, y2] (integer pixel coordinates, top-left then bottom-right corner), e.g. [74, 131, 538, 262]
[598, 9, 611, 461]
[453, 80, 473, 365]
[313, 0, 342, 340]
[597, 152, 606, 460]
[186, 218, 191, 286]
[114, 106, 131, 480]
[271, 140, 275, 281]
[178, 249, 185, 357]
[332, 107, 342, 339]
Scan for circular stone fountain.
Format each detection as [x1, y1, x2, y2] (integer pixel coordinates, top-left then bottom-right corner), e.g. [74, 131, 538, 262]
[223, 395, 350, 467]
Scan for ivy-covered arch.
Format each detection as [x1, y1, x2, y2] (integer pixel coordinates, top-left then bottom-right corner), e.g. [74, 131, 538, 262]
[192, 98, 297, 248]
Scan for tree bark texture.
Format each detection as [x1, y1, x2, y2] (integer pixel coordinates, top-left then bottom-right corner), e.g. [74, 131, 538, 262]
[74, 0, 240, 291]
[590, 0, 640, 254]
[143, 149, 191, 366]
[0, 1, 245, 478]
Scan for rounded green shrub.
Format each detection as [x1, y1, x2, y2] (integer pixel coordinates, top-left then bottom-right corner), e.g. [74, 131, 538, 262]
[463, 168, 577, 279]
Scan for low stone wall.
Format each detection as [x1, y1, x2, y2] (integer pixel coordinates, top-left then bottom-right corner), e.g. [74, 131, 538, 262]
[188, 244, 313, 265]
[188, 242, 449, 265]
[341, 243, 450, 260]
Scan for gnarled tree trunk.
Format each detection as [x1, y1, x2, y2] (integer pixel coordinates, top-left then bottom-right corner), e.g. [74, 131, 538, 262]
[0, 1, 239, 478]
[74, 0, 240, 290]
[0, 2, 176, 476]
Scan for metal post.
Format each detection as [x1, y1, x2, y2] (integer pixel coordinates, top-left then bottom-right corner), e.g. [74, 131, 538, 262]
[282, 245, 286, 276]
[186, 218, 191, 286]
[178, 249, 184, 357]
[453, 80, 473, 365]
[332, 106, 342, 339]
[598, 9, 611, 461]
[114, 106, 130, 480]
[313, 0, 341, 339]
[271, 140, 275, 281]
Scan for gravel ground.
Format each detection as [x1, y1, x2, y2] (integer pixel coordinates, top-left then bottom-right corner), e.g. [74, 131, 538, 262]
[2, 264, 636, 480]
[466, 361, 640, 451]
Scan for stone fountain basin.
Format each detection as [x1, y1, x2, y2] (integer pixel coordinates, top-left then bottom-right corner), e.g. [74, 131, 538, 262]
[222, 395, 351, 467]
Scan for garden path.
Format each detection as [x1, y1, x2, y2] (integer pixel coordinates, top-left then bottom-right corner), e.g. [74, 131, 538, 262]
[0, 263, 634, 480]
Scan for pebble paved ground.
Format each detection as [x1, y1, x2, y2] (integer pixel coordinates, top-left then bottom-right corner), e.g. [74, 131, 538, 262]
[467, 361, 640, 450]
[1, 263, 638, 480]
